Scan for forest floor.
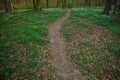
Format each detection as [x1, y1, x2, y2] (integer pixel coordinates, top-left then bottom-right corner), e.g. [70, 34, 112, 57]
[61, 8, 120, 80]
[0, 9, 66, 80]
[0, 7, 120, 80]
[49, 9, 86, 80]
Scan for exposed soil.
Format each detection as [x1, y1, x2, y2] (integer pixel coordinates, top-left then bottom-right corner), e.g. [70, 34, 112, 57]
[49, 10, 86, 80]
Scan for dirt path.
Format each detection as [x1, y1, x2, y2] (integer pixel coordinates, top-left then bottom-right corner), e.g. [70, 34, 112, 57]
[49, 9, 86, 80]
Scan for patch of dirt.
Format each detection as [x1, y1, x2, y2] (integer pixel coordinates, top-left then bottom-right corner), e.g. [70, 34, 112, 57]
[49, 10, 86, 80]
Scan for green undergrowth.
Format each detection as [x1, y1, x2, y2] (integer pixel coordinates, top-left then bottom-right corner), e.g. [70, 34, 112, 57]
[72, 8, 120, 37]
[62, 9, 120, 80]
[0, 9, 65, 80]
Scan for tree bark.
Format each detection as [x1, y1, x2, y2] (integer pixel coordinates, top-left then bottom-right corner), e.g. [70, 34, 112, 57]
[33, 0, 40, 11]
[4, 0, 13, 12]
[103, 0, 111, 15]
[56, 0, 59, 7]
[46, 0, 49, 8]
[114, 0, 118, 10]
[84, 0, 91, 7]
[33, 0, 36, 9]
[115, 0, 120, 22]
[62, 0, 66, 9]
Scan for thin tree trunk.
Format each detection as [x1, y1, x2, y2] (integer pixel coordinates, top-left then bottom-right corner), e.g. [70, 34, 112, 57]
[36, 0, 39, 11]
[4, 0, 13, 12]
[84, 0, 91, 7]
[88, 0, 91, 7]
[103, 0, 111, 15]
[62, 0, 66, 9]
[114, 0, 118, 10]
[56, 0, 59, 7]
[115, 0, 120, 22]
[64, 0, 66, 8]
[46, 0, 49, 8]
[33, 0, 40, 11]
[33, 0, 36, 9]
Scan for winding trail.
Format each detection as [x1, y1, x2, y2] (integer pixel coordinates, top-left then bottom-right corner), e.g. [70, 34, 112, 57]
[49, 9, 86, 80]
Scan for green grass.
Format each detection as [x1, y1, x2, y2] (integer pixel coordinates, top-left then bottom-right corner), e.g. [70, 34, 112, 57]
[81, 41, 94, 47]
[108, 44, 120, 57]
[61, 16, 88, 40]
[9, 57, 18, 62]
[0, 9, 65, 80]
[5, 66, 16, 73]
[61, 23, 73, 40]
[70, 16, 88, 28]
[26, 61, 39, 68]
[72, 8, 120, 37]
[29, 49, 39, 58]
[62, 7, 120, 80]
[49, 66, 56, 73]
[0, 43, 10, 50]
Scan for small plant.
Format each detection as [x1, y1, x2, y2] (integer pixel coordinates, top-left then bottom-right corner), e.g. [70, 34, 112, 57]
[61, 24, 73, 40]
[48, 75, 55, 80]
[81, 41, 94, 47]
[27, 61, 38, 68]
[10, 57, 18, 62]
[85, 70, 93, 77]
[0, 52, 6, 62]
[71, 17, 79, 23]
[49, 66, 56, 73]
[19, 38, 29, 44]
[63, 33, 73, 40]
[96, 75, 104, 80]
[38, 27, 48, 36]
[29, 49, 39, 58]
[75, 56, 81, 62]
[0, 57, 4, 62]
[108, 46, 120, 57]
[0, 43, 10, 50]
[41, 61, 49, 66]
[31, 36, 47, 45]
[82, 57, 88, 64]
[5, 66, 16, 73]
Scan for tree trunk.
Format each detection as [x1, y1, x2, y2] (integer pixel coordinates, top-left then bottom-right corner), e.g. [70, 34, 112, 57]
[114, 0, 118, 10]
[115, 0, 120, 22]
[84, 0, 91, 7]
[46, 0, 49, 8]
[4, 0, 13, 12]
[64, 0, 66, 8]
[0, 0, 5, 10]
[33, 0, 36, 9]
[88, 0, 91, 7]
[103, 0, 111, 15]
[33, 0, 40, 11]
[62, 0, 66, 9]
[56, 0, 59, 7]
